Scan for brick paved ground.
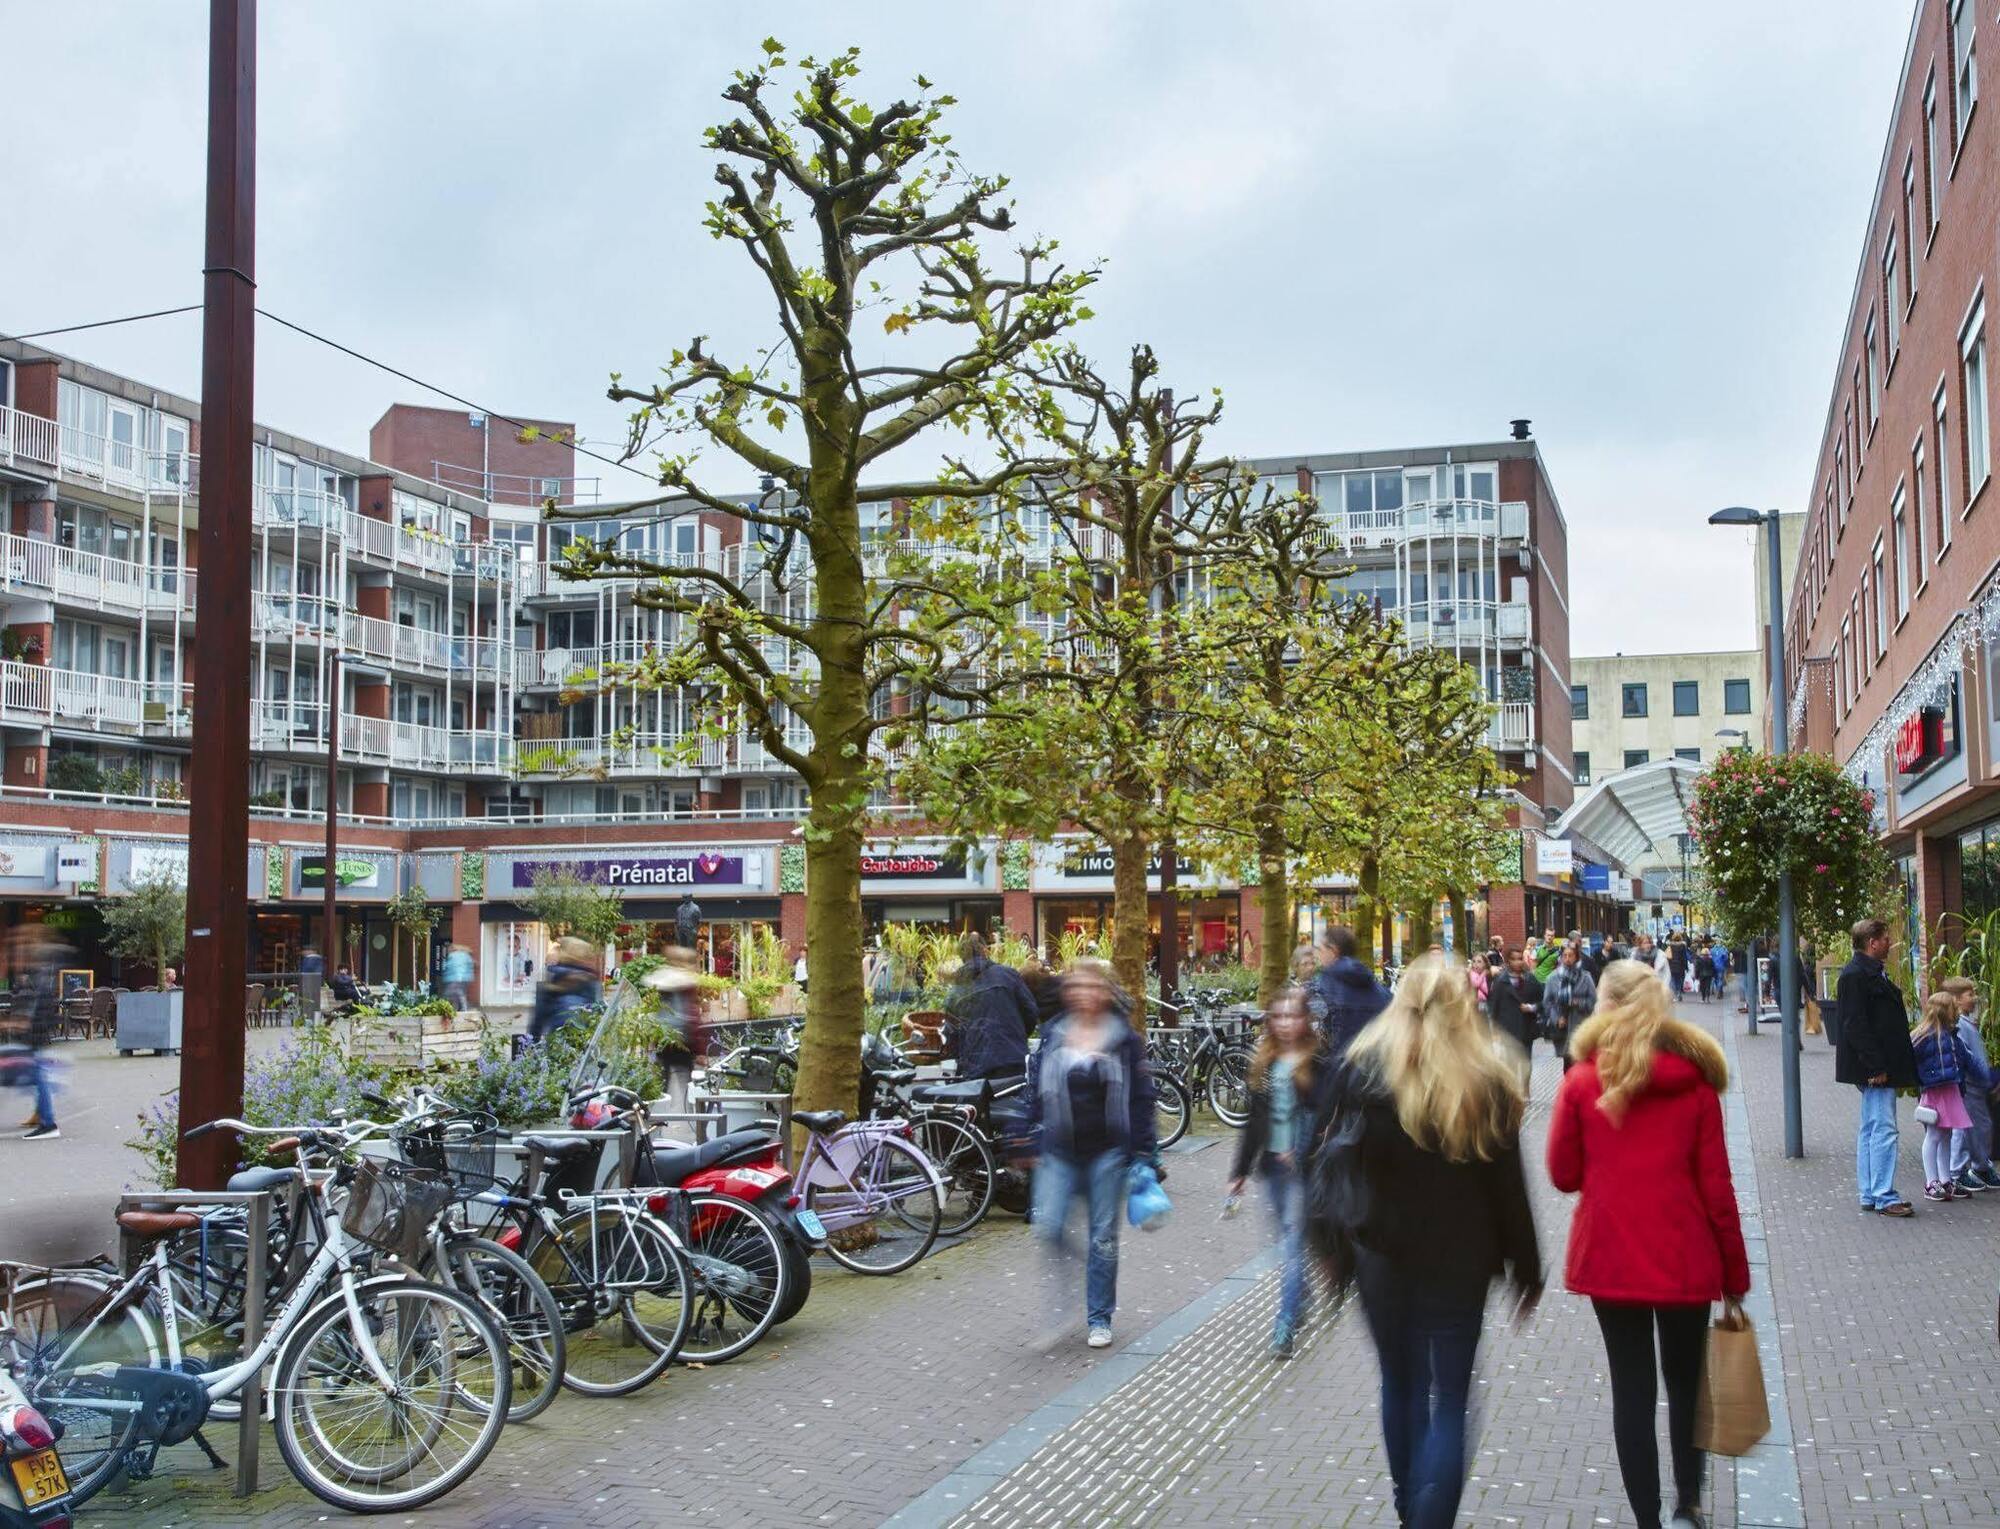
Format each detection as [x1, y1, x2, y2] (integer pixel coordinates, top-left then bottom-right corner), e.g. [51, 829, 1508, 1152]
[22, 986, 2000, 1526]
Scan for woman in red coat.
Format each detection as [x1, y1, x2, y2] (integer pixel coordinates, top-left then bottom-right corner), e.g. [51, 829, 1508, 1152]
[1548, 959, 1749, 1529]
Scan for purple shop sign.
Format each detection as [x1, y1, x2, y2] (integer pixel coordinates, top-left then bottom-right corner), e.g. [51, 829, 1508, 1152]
[511, 853, 747, 891]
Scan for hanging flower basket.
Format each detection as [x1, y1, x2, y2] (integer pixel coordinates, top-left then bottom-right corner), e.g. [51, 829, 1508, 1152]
[1688, 748, 1892, 946]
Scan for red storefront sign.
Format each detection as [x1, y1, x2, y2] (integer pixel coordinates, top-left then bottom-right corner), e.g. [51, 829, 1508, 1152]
[1895, 709, 1944, 775]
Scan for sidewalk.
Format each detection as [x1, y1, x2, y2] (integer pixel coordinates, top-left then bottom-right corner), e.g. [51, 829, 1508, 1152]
[38, 991, 2000, 1526]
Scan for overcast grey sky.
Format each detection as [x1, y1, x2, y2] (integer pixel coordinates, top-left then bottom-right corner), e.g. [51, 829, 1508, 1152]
[2, 1, 1915, 654]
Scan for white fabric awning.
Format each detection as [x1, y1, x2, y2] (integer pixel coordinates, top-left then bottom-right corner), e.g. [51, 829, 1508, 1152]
[1553, 757, 1705, 875]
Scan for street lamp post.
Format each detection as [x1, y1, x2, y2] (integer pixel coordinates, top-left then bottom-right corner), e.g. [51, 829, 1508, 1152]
[1708, 506, 1803, 1158]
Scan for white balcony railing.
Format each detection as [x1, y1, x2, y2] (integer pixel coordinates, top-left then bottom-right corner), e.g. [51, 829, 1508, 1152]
[0, 662, 192, 734]
[0, 406, 59, 474]
[255, 487, 347, 535]
[341, 511, 518, 586]
[1488, 701, 1535, 749]
[0, 533, 196, 616]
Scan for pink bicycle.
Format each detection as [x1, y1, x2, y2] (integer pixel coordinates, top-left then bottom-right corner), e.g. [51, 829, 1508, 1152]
[791, 1109, 948, 1275]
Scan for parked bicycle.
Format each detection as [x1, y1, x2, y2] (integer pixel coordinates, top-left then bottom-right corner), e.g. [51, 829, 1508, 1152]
[11, 1117, 512, 1513]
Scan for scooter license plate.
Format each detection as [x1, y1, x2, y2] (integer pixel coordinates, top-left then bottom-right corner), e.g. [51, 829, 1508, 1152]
[11, 1447, 69, 1508]
[794, 1209, 827, 1242]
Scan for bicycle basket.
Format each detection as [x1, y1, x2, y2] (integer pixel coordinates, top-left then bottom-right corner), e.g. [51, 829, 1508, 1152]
[342, 1158, 454, 1260]
[394, 1112, 502, 1200]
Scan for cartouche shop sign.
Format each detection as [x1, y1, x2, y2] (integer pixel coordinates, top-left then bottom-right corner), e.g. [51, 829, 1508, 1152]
[509, 851, 751, 890]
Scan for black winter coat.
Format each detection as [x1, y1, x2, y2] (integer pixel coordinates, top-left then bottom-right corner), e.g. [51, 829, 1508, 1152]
[1309, 958, 1392, 1058]
[1833, 953, 1919, 1087]
[943, 956, 1039, 1080]
[1486, 968, 1543, 1049]
[1318, 1062, 1542, 1298]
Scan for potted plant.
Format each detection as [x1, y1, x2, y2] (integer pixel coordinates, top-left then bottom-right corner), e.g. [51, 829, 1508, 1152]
[104, 866, 186, 1055]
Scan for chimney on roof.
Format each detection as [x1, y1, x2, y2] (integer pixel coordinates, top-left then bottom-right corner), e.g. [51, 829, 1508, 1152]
[1510, 418, 1532, 441]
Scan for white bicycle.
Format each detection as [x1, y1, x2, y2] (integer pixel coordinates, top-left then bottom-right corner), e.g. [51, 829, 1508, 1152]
[9, 1117, 512, 1514]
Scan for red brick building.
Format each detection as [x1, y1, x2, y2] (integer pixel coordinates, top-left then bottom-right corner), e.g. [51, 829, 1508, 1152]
[1786, 0, 2000, 957]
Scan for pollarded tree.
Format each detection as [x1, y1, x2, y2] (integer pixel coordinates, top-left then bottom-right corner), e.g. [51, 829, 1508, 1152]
[1335, 650, 1508, 963]
[550, 46, 1094, 1118]
[901, 345, 1250, 1005]
[1177, 492, 1430, 1001]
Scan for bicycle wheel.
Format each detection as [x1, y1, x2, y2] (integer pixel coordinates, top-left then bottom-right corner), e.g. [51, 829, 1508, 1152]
[907, 1115, 995, 1236]
[1153, 1070, 1191, 1149]
[534, 1209, 689, 1397]
[677, 1195, 786, 1364]
[1207, 1047, 1252, 1127]
[269, 1277, 509, 1513]
[808, 1135, 942, 1275]
[440, 1235, 565, 1422]
[11, 1271, 158, 1507]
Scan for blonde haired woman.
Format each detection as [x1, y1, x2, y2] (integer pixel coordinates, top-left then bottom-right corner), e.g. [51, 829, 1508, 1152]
[1318, 956, 1541, 1529]
[1548, 959, 1747, 1529]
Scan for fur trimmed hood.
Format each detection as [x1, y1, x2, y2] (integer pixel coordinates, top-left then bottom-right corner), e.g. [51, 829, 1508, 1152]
[1568, 1011, 1729, 1092]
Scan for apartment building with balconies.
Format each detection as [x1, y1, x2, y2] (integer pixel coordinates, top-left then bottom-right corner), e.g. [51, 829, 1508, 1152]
[0, 335, 1604, 986]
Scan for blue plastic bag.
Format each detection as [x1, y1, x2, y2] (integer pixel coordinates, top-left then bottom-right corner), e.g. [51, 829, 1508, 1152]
[1127, 1160, 1172, 1231]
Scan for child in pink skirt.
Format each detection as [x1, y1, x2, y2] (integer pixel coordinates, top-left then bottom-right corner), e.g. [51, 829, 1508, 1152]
[1912, 991, 1992, 1201]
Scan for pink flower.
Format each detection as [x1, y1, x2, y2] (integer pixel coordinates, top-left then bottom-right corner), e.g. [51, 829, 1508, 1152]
[1815, 864, 1829, 873]
[1829, 808, 1841, 818]
[1754, 786, 1765, 795]
[1775, 777, 1788, 786]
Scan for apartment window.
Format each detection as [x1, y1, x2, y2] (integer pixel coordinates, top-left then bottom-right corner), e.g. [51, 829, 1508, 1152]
[1903, 156, 1920, 293]
[1675, 748, 1702, 763]
[1572, 752, 1591, 787]
[1893, 486, 1911, 618]
[1936, 382, 1955, 544]
[1911, 437, 1929, 571]
[1865, 313, 1881, 425]
[1962, 299, 1989, 493]
[1623, 750, 1650, 770]
[1837, 625, 1850, 715]
[1836, 438, 1849, 519]
[1570, 683, 1589, 719]
[1853, 365, 1865, 462]
[1872, 541, 1888, 656]
[1724, 678, 1752, 714]
[1622, 683, 1648, 718]
[1884, 238, 1903, 359]
[1925, 72, 1942, 231]
[1953, 0, 1978, 146]
[1672, 680, 1699, 716]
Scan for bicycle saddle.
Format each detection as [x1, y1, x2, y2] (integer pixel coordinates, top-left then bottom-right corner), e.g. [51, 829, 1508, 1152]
[225, 1165, 300, 1194]
[115, 1210, 202, 1239]
[911, 1077, 990, 1107]
[520, 1134, 598, 1162]
[791, 1109, 846, 1135]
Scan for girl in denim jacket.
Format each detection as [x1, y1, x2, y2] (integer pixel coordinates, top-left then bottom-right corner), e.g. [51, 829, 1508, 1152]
[1911, 991, 1993, 1202]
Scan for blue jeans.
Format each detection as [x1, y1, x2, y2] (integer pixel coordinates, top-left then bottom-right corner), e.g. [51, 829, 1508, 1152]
[1033, 1147, 1126, 1329]
[1356, 1254, 1483, 1529]
[1261, 1157, 1307, 1336]
[31, 1052, 55, 1127]
[1856, 1085, 1901, 1208]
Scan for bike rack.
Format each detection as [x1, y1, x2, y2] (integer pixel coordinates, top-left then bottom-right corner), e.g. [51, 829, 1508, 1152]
[115, 1189, 272, 1498]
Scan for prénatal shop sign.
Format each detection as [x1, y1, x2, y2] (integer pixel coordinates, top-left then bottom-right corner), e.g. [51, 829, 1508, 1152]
[510, 853, 747, 892]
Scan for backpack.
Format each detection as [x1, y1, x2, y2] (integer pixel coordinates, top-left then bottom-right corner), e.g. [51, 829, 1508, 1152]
[1305, 1070, 1371, 1286]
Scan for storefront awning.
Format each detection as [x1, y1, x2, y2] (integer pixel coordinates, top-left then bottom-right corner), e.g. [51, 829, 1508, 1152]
[1553, 757, 1705, 875]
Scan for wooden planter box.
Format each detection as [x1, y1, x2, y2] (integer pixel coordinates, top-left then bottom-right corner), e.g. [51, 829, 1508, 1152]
[345, 1009, 490, 1070]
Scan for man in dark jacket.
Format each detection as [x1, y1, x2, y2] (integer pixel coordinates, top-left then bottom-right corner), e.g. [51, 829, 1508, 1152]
[943, 934, 1039, 1080]
[1834, 917, 1919, 1216]
[1486, 943, 1543, 1056]
[1309, 926, 1391, 1058]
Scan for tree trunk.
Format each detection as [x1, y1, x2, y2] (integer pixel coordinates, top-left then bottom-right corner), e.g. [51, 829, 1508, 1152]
[1111, 828, 1150, 1029]
[1409, 898, 1434, 953]
[792, 805, 866, 1120]
[1257, 821, 1291, 1005]
[1447, 888, 1467, 957]
[1355, 854, 1380, 966]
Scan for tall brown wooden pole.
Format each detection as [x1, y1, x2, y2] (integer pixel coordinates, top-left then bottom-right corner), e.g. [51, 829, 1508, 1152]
[178, 0, 256, 1190]
[322, 648, 339, 973]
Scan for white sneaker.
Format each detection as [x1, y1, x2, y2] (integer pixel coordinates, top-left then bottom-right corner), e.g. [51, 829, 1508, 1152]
[1086, 1326, 1113, 1349]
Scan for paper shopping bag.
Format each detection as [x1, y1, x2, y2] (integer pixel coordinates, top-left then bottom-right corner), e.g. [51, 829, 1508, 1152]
[1692, 1301, 1771, 1456]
